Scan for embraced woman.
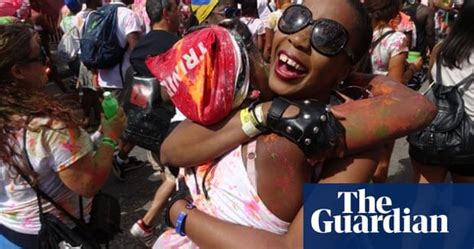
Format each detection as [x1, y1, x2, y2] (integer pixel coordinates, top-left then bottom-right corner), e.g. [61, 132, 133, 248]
[148, 0, 437, 248]
[0, 24, 126, 248]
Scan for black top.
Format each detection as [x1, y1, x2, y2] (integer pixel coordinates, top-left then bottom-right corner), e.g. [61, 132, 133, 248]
[130, 30, 179, 77]
[125, 30, 180, 131]
[403, 4, 435, 55]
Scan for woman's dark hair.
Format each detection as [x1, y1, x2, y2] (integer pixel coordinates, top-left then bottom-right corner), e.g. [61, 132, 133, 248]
[345, 0, 374, 63]
[239, 0, 259, 18]
[364, 0, 401, 24]
[0, 24, 81, 179]
[439, 0, 474, 69]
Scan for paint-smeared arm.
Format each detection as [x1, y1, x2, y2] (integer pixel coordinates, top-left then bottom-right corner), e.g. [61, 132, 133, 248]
[331, 75, 437, 157]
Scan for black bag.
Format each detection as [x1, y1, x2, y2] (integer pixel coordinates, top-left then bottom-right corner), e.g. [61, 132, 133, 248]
[407, 57, 474, 165]
[121, 68, 174, 151]
[17, 130, 100, 249]
[38, 213, 100, 249]
[355, 31, 395, 73]
[87, 192, 122, 243]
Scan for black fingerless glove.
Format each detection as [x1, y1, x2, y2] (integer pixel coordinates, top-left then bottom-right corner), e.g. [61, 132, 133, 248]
[266, 97, 344, 156]
[163, 178, 192, 228]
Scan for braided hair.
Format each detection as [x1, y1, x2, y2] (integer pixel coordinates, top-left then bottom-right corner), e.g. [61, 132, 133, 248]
[0, 24, 81, 179]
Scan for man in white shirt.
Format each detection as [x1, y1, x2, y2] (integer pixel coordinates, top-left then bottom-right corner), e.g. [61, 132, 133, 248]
[96, 0, 143, 181]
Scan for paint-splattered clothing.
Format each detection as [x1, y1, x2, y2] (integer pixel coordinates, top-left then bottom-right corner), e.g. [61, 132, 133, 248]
[155, 141, 289, 248]
[371, 27, 409, 76]
[0, 117, 93, 235]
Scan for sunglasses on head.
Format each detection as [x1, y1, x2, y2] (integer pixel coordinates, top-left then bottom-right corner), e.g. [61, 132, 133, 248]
[278, 5, 356, 65]
[19, 47, 49, 66]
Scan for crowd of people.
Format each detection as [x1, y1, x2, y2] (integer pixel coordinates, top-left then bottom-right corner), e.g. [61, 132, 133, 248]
[0, 0, 472, 248]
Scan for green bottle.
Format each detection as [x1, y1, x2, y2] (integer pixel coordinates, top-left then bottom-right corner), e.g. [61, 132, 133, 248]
[102, 91, 119, 119]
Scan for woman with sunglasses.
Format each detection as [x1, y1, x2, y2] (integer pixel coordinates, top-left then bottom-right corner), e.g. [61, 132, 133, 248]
[0, 24, 126, 248]
[150, 1, 436, 249]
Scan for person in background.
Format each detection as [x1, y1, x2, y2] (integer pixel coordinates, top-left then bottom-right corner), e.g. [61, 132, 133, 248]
[75, 0, 103, 130]
[239, 0, 266, 51]
[191, 0, 237, 25]
[97, 0, 143, 181]
[410, 0, 474, 184]
[364, 0, 423, 183]
[262, 0, 291, 62]
[131, 0, 151, 33]
[256, 0, 272, 21]
[126, 0, 181, 245]
[30, 1, 70, 93]
[0, 24, 126, 249]
[393, 8, 417, 49]
[404, 0, 435, 58]
[59, 1, 82, 77]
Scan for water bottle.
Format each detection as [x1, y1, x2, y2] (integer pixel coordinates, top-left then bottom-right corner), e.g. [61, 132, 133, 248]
[102, 91, 119, 119]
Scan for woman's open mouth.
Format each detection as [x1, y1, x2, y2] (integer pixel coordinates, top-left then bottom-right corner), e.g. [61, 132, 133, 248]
[274, 51, 308, 81]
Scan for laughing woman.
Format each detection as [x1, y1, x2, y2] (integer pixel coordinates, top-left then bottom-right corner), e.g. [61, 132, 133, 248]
[146, 1, 437, 248]
[147, 0, 436, 248]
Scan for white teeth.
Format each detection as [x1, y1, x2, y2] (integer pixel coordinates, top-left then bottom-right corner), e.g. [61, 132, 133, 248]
[294, 64, 303, 71]
[279, 54, 305, 72]
[279, 54, 288, 63]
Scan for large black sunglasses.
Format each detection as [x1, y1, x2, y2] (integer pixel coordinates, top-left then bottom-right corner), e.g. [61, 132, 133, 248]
[278, 5, 356, 65]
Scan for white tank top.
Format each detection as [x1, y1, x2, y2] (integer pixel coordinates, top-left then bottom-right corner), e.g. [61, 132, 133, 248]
[431, 54, 474, 119]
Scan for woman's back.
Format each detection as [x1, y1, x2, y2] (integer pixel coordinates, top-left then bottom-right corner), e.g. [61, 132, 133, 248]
[432, 53, 474, 119]
[371, 28, 408, 75]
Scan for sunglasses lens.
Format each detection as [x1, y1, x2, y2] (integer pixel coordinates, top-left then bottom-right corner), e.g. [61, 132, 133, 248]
[279, 5, 312, 33]
[311, 19, 348, 55]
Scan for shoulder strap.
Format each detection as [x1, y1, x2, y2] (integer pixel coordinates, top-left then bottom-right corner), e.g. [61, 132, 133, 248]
[246, 140, 258, 190]
[454, 73, 474, 88]
[19, 128, 87, 228]
[436, 55, 443, 85]
[371, 31, 396, 51]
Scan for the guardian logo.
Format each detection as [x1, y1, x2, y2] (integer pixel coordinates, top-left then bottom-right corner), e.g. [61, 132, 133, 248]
[311, 189, 449, 234]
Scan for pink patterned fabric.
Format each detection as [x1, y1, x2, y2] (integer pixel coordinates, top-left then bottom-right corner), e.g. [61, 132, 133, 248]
[371, 27, 408, 76]
[154, 141, 289, 248]
[131, 0, 150, 33]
